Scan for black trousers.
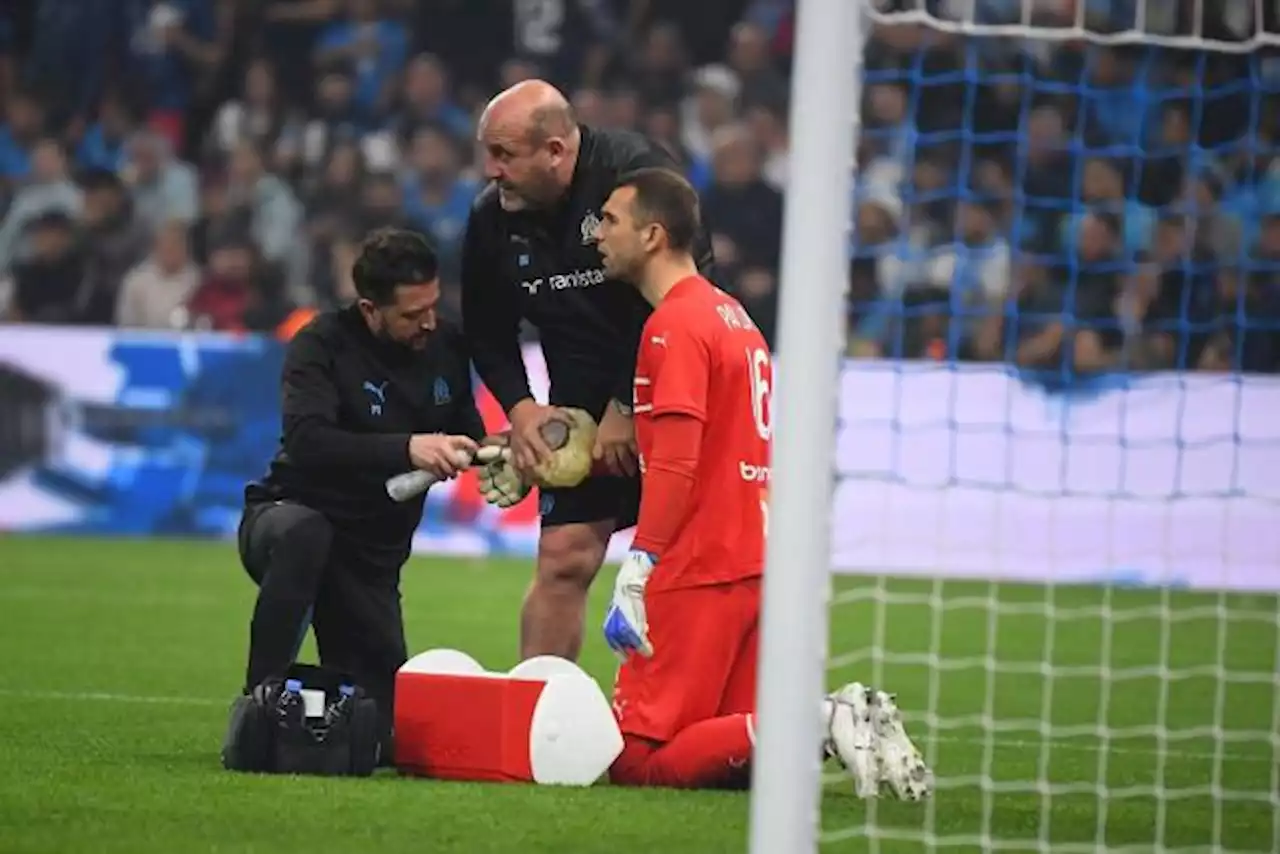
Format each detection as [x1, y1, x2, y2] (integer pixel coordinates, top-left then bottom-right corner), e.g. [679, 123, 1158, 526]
[236, 500, 408, 744]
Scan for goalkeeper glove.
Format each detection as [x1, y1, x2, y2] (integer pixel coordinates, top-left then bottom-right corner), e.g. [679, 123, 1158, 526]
[602, 549, 655, 661]
[475, 439, 530, 508]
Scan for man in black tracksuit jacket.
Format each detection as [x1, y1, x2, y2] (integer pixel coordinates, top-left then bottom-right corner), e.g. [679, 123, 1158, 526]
[237, 228, 484, 747]
[461, 80, 714, 662]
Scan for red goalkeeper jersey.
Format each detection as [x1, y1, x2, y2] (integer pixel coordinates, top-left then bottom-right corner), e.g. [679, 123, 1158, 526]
[632, 275, 772, 592]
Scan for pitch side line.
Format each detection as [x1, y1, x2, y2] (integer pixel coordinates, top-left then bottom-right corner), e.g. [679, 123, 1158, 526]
[0, 688, 1269, 765]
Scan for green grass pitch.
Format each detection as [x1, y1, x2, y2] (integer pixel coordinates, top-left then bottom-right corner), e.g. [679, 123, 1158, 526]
[0, 535, 1275, 853]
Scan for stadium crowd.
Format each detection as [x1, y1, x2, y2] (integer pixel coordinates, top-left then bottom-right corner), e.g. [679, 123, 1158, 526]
[0, 0, 1275, 374]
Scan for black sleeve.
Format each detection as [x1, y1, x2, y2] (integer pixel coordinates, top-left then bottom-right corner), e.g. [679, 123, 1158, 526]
[452, 374, 487, 441]
[280, 328, 412, 472]
[446, 330, 488, 441]
[604, 139, 718, 405]
[459, 202, 534, 414]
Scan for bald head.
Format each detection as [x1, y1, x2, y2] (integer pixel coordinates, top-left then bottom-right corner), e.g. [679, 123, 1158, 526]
[478, 79, 582, 211]
[481, 79, 576, 145]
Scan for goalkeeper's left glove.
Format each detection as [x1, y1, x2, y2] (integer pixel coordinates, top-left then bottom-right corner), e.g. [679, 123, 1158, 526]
[603, 549, 655, 661]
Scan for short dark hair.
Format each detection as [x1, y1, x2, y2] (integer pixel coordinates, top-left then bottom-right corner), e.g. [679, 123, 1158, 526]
[615, 167, 700, 253]
[351, 228, 439, 305]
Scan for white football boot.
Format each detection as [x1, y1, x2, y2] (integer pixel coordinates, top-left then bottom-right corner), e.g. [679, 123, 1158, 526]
[869, 689, 933, 800]
[823, 682, 880, 799]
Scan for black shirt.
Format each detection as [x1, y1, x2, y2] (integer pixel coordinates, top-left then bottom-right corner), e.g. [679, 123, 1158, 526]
[461, 124, 714, 422]
[245, 306, 485, 558]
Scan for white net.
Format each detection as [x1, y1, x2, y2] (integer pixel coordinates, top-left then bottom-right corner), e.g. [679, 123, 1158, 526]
[827, 0, 1280, 850]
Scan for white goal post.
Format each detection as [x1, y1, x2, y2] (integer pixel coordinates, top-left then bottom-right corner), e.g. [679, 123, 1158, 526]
[751, 0, 1280, 851]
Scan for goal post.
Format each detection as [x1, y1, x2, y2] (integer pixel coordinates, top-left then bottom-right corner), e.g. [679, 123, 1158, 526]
[751, 0, 1280, 851]
[749, 0, 864, 850]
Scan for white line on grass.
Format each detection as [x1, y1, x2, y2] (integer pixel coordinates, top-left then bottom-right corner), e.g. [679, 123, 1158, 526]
[0, 688, 1270, 765]
[0, 688, 226, 707]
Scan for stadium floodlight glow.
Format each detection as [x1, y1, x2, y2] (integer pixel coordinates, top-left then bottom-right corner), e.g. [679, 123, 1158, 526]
[748, 0, 862, 850]
[753, 0, 1280, 852]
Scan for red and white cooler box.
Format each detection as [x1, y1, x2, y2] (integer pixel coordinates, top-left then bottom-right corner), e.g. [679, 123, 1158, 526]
[393, 650, 624, 785]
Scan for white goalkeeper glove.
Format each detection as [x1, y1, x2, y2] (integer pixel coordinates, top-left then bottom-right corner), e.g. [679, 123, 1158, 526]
[602, 549, 655, 661]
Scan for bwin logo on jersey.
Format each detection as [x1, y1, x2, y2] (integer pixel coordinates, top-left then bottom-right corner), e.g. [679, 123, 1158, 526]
[363, 380, 388, 416]
[433, 377, 451, 405]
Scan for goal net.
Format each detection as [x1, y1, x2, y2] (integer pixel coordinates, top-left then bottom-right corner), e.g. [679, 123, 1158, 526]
[824, 0, 1280, 851]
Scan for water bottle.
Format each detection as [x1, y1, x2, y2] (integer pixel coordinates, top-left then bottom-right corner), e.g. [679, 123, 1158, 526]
[277, 678, 305, 730]
[325, 684, 356, 729]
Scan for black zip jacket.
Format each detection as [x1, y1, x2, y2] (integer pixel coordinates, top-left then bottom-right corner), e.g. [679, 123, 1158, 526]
[460, 124, 714, 421]
[245, 306, 485, 558]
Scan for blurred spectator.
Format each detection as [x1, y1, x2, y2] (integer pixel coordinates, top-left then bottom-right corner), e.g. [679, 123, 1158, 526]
[0, 138, 82, 270]
[701, 123, 783, 343]
[1184, 165, 1245, 263]
[1073, 253, 1179, 372]
[571, 87, 608, 128]
[1077, 47, 1159, 151]
[382, 53, 471, 144]
[301, 141, 364, 242]
[1018, 106, 1074, 253]
[209, 57, 292, 161]
[1061, 157, 1155, 258]
[357, 170, 413, 233]
[186, 235, 288, 331]
[77, 91, 139, 173]
[126, 0, 229, 149]
[123, 131, 200, 230]
[604, 85, 642, 131]
[399, 125, 475, 280]
[3, 211, 87, 323]
[253, 0, 343, 106]
[225, 139, 303, 273]
[189, 166, 251, 265]
[289, 62, 367, 177]
[78, 168, 151, 324]
[630, 21, 690, 106]
[116, 219, 202, 328]
[1199, 260, 1280, 372]
[743, 101, 788, 191]
[23, 0, 121, 124]
[312, 0, 409, 119]
[978, 259, 1069, 370]
[681, 64, 738, 167]
[0, 91, 47, 183]
[725, 21, 786, 108]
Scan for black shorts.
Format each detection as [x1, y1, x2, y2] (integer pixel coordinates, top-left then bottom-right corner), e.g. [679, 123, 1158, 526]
[539, 474, 640, 531]
[237, 500, 408, 688]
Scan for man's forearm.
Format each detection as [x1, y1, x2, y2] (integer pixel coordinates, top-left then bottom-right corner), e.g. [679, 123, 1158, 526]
[630, 413, 703, 556]
[1015, 323, 1063, 366]
[477, 355, 534, 415]
[462, 300, 532, 412]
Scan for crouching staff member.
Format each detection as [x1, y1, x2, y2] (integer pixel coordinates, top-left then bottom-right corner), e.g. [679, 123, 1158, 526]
[233, 228, 484, 754]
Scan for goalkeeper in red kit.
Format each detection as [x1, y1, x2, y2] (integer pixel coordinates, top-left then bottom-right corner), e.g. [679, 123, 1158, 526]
[592, 167, 934, 799]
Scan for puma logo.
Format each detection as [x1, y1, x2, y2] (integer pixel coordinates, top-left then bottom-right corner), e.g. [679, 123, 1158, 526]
[363, 380, 388, 416]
